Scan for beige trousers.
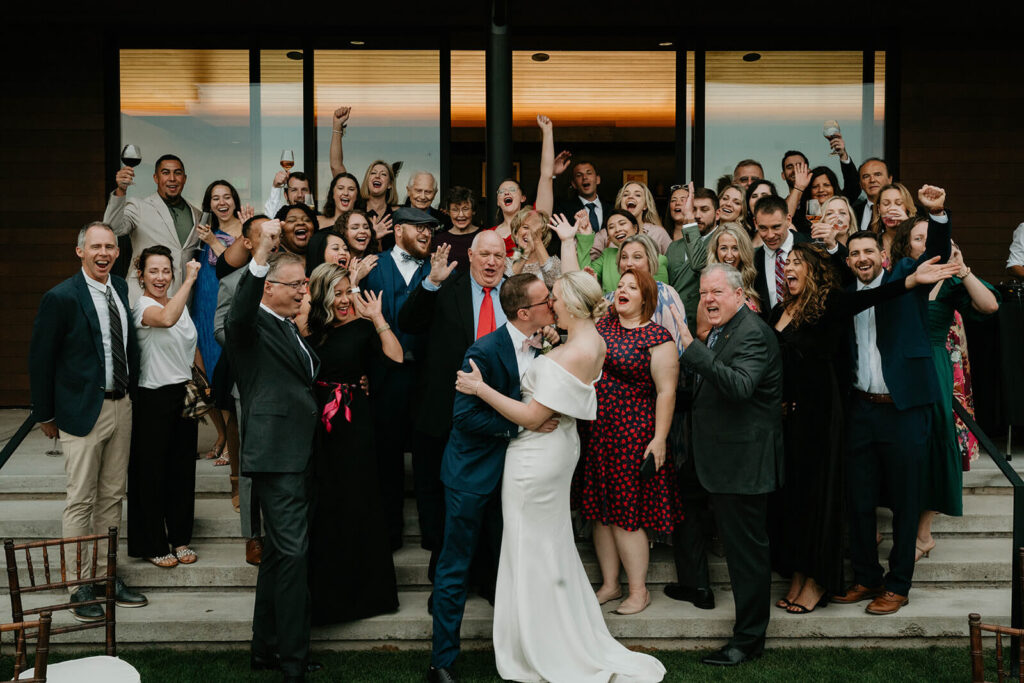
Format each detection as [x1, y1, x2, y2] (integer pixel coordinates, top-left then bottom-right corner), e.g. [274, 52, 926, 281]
[59, 397, 132, 581]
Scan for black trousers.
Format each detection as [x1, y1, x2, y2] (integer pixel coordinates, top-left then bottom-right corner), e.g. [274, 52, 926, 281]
[127, 383, 198, 558]
[371, 364, 417, 549]
[846, 398, 930, 596]
[251, 468, 312, 677]
[668, 407, 712, 591]
[413, 431, 448, 582]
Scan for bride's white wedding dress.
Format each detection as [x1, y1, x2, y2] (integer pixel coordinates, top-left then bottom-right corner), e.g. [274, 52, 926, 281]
[493, 354, 665, 682]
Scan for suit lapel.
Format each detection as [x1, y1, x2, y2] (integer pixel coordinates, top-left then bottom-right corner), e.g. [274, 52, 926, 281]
[693, 307, 747, 396]
[147, 195, 181, 247]
[73, 272, 105, 364]
[494, 325, 519, 388]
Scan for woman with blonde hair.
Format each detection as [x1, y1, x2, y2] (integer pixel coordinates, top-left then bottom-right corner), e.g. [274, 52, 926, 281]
[505, 207, 561, 287]
[589, 181, 671, 258]
[717, 183, 748, 227]
[359, 160, 399, 249]
[819, 195, 858, 246]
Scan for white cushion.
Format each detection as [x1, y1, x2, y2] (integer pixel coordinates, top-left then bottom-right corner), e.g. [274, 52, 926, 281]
[18, 655, 140, 682]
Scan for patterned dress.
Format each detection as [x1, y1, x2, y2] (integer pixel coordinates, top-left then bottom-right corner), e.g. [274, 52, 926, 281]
[573, 315, 683, 536]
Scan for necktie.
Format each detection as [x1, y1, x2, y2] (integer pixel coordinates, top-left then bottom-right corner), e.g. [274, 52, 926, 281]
[585, 202, 599, 231]
[477, 287, 496, 339]
[774, 250, 787, 305]
[399, 251, 424, 266]
[283, 318, 313, 377]
[707, 326, 721, 350]
[105, 287, 129, 393]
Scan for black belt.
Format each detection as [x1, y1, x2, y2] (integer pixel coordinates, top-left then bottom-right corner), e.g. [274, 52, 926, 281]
[104, 390, 127, 400]
[854, 389, 894, 404]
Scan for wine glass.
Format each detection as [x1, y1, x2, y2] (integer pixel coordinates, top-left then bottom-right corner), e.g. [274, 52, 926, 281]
[45, 436, 63, 457]
[280, 150, 295, 171]
[120, 144, 142, 168]
[823, 120, 841, 156]
[304, 192, 316, 210]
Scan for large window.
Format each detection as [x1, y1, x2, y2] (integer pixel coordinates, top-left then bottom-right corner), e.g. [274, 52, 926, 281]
[704, 51, 884, 190]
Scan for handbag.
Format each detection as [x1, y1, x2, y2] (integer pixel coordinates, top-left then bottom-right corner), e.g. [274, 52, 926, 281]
[182, 364, 214, 420]
[639, 452, 658, 481]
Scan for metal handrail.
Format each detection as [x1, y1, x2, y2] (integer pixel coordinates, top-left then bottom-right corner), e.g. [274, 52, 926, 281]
[0, 415, 36, 472]
[953, 399, 1023, 639]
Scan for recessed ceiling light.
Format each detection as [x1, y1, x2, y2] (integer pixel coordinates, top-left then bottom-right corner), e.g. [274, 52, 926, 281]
[350, 40, 365, 46]
[742, 52, 762, 62]
[531, 53, 550, 62]
[659, 41, 673, 47]
[286, 51, 304, 61]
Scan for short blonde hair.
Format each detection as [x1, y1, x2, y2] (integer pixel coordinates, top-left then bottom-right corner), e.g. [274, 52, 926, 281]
[557, 270, 610, 321]
[510, 208, 552, 248]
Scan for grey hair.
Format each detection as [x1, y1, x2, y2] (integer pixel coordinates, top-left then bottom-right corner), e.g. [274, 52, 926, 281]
[701, 262, 744, 291]
[471, 229, 505, 251]
[77, 221, 115, 248]
[406, 171, 437, 191]
[267, 251, 305, 279]
[617, 234, 659, 275]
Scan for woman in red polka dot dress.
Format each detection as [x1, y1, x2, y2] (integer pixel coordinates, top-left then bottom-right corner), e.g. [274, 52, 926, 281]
[574, 267, 683, 616]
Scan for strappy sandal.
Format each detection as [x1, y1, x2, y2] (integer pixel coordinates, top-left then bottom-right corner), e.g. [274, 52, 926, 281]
[213, 449, 231, 467]
[775, 597, 793, 610]
[200, 443, 226, 460]
[148, 554, 178, 568]
[174, 546, 198, 564]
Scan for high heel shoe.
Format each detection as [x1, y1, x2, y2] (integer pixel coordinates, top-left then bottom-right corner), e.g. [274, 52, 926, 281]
[786, 594, 829, 615]
[915, 539, 936, 562]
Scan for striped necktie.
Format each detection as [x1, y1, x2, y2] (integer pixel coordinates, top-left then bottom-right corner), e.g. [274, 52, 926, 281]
[105, 286, 129, 393]
[774, 250, 786, 304]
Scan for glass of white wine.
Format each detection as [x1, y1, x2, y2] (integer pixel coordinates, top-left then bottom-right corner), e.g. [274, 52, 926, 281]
[823, 120, 841, 156]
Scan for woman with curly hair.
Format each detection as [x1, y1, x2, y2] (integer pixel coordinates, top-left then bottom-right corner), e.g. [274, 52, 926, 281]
[767, 239, 958, 615]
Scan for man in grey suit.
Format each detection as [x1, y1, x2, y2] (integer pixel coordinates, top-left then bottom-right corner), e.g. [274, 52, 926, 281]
[225, 220, 322, 682]
[678, 263, 783, 667]
[103, 154, 201, 301]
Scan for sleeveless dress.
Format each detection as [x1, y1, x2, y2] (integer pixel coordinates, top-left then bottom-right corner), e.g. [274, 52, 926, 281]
[494, 354, 665, 683]
[191, 232, 234, 378]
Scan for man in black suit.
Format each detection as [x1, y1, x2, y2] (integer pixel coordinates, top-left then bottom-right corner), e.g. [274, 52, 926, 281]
[29, 221, 148, 621]
[554, 159, 607, 231]
[225, 219, 322, 682]
[851, 157, 892, 230]
[752, 195, 811, 316]
[678, 263, 784, 666]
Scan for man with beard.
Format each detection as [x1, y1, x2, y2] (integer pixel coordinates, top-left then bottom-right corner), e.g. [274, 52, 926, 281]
[363, 206, 441, 549]
[273, 204, 316, 263]
[666, 187, 719, 335]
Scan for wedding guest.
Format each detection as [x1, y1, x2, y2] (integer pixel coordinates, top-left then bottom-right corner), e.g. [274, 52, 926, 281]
[1008, 221, 1024, 277]
[664, 184, 691, 240]
[665, 187, 719, 334]
[318, 171, 360, 230]
[888, 218, 1000, 561]
[336, 208, 380, 259]
[870, 182, 916, 254]
[274, 203, 316, 259]
[265, 170, 313, 218]
[733, 159, 765, 188]
[505, 208, 560, 287]
[745, 179, 777, 245]
[820, 195, 859, 246]
[574, 267, 681, 616]
[563, 209, 667, 293]
[127, 246, 202, 568]
[306, 262, 401, 623]
[434, 186, 480, 272]
[589, 182, 671, 258]
[359, 160, 399, 250]
[717, 183, 748, 227]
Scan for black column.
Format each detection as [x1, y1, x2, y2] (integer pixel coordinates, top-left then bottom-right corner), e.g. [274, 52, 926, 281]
[485, 0, 512, 222]
[302, 47, 317, 202]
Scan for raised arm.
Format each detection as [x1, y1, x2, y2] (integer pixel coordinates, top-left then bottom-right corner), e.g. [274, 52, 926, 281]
[550, 212, 581, 274]
[949, 244, 1000, 315]
[329, 106, 351, 177]
[226, 220, 280, 343]
[141, 259, 201, 328]
[917, 185, 951, 264]
[354, 289, 404, 364]
[103, 166, 140, 236]
[785, 162, 812, 219]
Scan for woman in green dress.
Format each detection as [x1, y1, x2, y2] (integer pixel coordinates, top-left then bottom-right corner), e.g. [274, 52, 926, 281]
[889, 216, 1000, 560]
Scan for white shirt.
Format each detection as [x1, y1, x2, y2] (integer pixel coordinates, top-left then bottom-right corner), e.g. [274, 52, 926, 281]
[853, 270, 890, 394]
[248, 259, 315, 377]
[133, 296, 197, 389]
[860, 200, 874, 232]
[1008, 222, 1024, 269]
[505, 323, 537, 381]
[264, 185, 285, 219]
[580, 196, 604, 230]
[762, 231, 796, 310]
[391, 245, 423, 286]
[82, 269, 129, 391]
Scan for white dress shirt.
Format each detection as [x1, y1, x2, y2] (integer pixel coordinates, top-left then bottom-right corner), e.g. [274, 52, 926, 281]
[82, 269, 129, 391]
[853, 270, 890, 394]
[860, 201, 874, 232]
[1007, 222, 1024, 270]
[762, 231, 796, 310]
[581, 196, 604, 230]
[505, 323, 537, 381]
[391, 245, 423, 286]
[248, 260, 315, 377]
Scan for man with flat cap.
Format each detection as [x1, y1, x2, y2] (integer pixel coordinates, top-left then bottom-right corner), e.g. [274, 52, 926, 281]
[363, 206, 441, 548]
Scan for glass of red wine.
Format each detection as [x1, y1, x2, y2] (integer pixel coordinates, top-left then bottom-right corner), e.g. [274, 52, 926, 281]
[120, 144, 141, 187]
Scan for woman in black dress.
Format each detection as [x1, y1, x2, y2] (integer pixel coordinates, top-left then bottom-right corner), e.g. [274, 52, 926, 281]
[768, 239, 959, 614]
[305, 262, 403, 624]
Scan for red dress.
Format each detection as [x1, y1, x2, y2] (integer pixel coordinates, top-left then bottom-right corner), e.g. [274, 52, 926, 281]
[573, 316, 683, 535]
[488, 225, 516, 257]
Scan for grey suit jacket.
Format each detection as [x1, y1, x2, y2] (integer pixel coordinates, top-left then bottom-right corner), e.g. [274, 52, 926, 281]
[681, 305, 783, 495]
[213, 267, 243, 348]
[103, 191, 201, 302]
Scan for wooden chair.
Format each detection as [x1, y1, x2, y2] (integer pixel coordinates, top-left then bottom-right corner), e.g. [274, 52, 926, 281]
[968, 547, 1024, 682]
[4, 528, 139, 682]
[0, 611, 51, 682]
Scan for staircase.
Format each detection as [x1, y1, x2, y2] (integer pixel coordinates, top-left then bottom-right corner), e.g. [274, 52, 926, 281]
[0, 410, 1016, 650]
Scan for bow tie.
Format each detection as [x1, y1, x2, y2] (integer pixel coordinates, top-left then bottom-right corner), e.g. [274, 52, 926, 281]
[399, 251, 424, 266]
[521, 333, 545, 352]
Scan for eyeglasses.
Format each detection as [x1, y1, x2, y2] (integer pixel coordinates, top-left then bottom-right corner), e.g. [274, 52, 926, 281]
[496, 188, 519, 197]
[736, 176, 760, 184]
[669, 184, 688, 193]
[519, 294, 553, 311]
[268, 279, 308, 292]
[403, 223, 436, 233]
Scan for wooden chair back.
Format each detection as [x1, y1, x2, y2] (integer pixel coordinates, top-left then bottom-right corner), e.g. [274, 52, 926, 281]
[0, 611, 52, 682]
[967, 547, 1024, 682]
[3, 527, 118, 657]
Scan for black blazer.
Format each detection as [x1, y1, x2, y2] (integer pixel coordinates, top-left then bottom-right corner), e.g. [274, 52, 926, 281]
[29, 271, 139, 437]
[397, 270, 477, 439]
[753, 230, 811, 318]
[226, 267, 321, 474]
[554, 195, 609, 231]
[681, 305, 784, 495]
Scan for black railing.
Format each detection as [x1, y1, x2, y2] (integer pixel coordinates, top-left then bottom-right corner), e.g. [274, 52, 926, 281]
[0, 415, 36, 472]
[952, 400, 1023, 640]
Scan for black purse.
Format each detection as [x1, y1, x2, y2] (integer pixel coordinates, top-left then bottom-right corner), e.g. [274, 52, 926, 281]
[639, 453, 658, 481]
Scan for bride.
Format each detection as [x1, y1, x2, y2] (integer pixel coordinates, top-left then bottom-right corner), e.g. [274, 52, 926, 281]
[455, 271, 665, 682]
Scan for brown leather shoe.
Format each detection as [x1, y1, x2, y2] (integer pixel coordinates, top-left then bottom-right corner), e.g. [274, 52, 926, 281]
[245, 538, 263, 566]
[831, 584, 883, 604]
[865, 591, 909, 615]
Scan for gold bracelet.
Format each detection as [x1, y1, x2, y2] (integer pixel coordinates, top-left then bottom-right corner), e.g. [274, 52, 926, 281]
[375, 323, 391, 334]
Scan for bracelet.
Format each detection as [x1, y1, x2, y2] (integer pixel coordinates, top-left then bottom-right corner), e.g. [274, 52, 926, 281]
[332, 129, 345, 137]
[375, 323, 391, 335]
[959, 267, 971, 278]
[795, 186, 807, 193]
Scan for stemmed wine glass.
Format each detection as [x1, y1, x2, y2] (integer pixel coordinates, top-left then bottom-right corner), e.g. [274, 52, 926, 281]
[120, 144, 141, 188]
[280, 150, 295, 171]
[823, 121, 841, 156]
[45, 436, 63, 457]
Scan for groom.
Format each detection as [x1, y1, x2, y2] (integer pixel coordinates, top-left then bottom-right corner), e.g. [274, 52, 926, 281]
[428, 273, 558, 683]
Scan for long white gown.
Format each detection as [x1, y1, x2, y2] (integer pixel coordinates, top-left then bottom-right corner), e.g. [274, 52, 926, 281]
[494, 354, 666, 683]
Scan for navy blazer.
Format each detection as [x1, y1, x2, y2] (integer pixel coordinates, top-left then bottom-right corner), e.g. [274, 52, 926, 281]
[29, 271, 139, 437]
[441, 324, 522, 495]
[363, 251, 431, 361]
[845, 214, 951, 410]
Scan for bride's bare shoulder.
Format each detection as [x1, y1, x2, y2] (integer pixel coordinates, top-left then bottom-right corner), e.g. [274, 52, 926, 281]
[548, 340, 602, 384]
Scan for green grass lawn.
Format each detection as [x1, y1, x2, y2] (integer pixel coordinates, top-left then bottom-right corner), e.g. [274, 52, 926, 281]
[0, 645, 1008, 682]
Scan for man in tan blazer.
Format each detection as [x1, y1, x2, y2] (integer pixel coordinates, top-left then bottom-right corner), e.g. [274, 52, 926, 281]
[103, 154, 201, 302]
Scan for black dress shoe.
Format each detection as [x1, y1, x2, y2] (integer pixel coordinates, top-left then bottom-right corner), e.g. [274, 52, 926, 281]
[701, 645, 761, 666]
[663, 584, 715, 610]
[427, 665, 457, 682]
[114, 577, 148, 608]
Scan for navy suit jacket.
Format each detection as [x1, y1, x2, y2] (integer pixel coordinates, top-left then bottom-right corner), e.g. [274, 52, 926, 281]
[844, 214, 951, 410]
[441, 324, 522, 495]
[363, 251, 431, 362]
[29, 271, 139, 437]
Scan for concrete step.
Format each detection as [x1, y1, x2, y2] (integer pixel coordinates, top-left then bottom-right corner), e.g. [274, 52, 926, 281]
[0, 586, 1009, 649]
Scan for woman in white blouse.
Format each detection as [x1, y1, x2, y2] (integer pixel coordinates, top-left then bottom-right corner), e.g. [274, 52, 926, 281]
[127, 245, 203, 569]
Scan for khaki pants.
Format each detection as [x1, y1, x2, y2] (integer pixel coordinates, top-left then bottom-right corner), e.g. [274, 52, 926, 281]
[59, 397, 132, 582]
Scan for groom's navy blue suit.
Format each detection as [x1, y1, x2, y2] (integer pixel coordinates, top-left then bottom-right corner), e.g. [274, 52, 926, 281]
[431, 324, 523, 669]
